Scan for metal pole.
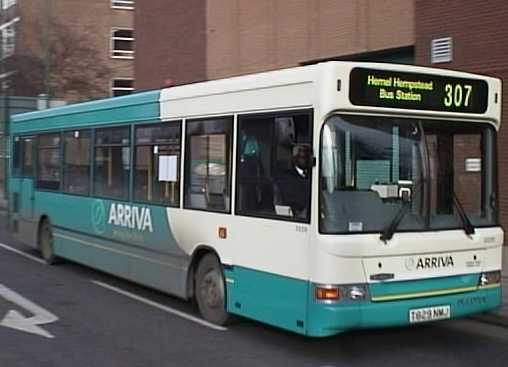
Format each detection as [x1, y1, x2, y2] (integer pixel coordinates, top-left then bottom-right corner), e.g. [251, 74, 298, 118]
[43, 0, 52, 102]
[0, 0, 7, 204]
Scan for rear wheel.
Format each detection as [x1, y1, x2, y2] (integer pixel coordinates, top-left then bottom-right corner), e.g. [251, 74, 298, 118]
[38, 219, 59, 265]
[195, 253, 230, 325]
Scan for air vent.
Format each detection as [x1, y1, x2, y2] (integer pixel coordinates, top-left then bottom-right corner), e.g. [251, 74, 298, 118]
[431, 37, 453, 64]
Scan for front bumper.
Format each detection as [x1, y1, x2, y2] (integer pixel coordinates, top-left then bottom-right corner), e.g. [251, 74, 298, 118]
[306, 285, 501, 337]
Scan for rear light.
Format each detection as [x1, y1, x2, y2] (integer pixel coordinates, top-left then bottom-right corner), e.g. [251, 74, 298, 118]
[479, 271, 501, 286]
[315, 286, 340, 301]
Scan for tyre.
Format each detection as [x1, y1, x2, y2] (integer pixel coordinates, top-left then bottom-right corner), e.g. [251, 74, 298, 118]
[38, 219, 59, 265]
[195, 253, 230, 325]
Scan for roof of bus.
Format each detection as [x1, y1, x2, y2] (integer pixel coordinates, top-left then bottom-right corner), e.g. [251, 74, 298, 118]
[10, 61, 502, 134]
[10, 90, 161, 134]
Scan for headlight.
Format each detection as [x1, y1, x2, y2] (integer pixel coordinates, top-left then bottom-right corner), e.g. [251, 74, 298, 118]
[346, 285, 367, 300]
[479, 271, 501, 286]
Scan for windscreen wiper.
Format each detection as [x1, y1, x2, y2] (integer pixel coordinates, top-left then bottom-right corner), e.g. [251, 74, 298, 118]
[380, 201, 411, 243]
[453, 193, 475, 236]
[379, 179, 423, 243]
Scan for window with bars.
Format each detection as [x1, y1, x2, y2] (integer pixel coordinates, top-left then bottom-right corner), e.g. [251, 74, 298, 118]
[1, 25, 15, 58]
[1, 17, 18, 59]
[112, 78, 134, 97]
[111, 28, 134, 59]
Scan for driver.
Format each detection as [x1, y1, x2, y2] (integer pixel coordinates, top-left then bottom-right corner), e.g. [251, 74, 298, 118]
[276, 144, 312, 219]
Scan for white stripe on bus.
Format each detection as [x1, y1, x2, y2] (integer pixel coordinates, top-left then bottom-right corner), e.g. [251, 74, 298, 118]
[0, 242, 46, 265]
[92, 280, 228, 331]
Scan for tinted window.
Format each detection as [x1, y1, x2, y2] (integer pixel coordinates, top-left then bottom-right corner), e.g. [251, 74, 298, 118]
[22, 137, 35, 177]
[63, 130, 91, 195]
[13, 136, 35, 177]
[37, 133, 61, 190]
[184, 117, 232, 212]
[236, 111, 313, 222]
[12, 136, 21, 176]
[134, 122, 181, 205]
[94, 126, 130, 199]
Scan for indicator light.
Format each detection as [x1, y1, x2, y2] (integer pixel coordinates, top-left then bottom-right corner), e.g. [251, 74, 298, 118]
[315, 286, 340, 301]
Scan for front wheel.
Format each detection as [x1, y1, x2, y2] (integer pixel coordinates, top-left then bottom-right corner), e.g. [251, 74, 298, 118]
[195, 253, 231, 325]
[38, 219, 59, 265]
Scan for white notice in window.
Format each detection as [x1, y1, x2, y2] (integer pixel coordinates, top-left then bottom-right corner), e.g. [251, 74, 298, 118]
[159, 155, 178, 182]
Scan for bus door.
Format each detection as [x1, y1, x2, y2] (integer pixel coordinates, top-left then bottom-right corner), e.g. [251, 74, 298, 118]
[232, 111, 313, 332]
[15, 136, 36, 223]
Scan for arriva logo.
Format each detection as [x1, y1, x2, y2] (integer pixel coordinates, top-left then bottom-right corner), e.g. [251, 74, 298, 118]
[416, 256, 454, 270]
[108, 203, 153, 232]
[91, 199, 107, 234]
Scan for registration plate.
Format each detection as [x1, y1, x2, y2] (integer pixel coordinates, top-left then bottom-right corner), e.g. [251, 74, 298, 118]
[409, 305, 451, 323]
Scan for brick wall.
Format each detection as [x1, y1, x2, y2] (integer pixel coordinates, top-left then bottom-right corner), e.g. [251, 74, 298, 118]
[206, 0, 414, 80]
[134, 0, 414, 87]
[134, 0, 207, 90]
[415, 0, 508, 232]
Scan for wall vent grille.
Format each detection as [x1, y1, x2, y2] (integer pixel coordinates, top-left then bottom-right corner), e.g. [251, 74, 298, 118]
[431, 37, 453, 63]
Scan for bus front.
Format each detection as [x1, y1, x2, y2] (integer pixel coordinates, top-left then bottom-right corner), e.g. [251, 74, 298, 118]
[308, 63, 503, 337]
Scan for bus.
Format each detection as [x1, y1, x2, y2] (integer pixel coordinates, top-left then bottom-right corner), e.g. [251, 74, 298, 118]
[7, 62, 503, 337]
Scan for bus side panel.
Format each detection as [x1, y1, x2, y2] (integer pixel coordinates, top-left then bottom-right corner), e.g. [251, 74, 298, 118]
[52, 228, 189, 296]
[9, 177, 38, 247]
[33, 191, 190, 297]
[225, 266, 309, 335]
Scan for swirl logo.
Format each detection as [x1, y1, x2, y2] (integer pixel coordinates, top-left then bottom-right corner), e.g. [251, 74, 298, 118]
[91, 199, 107, 234]
[405, 257, 416, 271]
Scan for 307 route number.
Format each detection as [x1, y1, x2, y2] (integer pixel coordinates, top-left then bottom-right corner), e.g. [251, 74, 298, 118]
[443, 83, 473, 108]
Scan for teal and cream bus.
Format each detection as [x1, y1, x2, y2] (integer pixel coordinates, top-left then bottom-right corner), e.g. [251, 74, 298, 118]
[8, 62, 503, 337]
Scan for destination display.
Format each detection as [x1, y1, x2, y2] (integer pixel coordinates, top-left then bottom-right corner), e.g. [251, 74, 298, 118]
[349, 68, 489, 113]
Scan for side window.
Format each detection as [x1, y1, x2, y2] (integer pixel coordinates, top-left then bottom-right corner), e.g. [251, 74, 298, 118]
[236, 111, 313, 222]
[94, 127, 130, 200]
[13, 136, 35, 177]
[63, 130, 91, 195]
[13, 136, 22, 176]
[22, 137, 35, 177]
[184, 117, 233, 212]
[37, 133, 61, 190]
[134, 122, 181, 205]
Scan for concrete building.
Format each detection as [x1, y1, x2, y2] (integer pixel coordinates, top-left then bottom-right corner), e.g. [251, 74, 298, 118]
[0, 0, 135, 101]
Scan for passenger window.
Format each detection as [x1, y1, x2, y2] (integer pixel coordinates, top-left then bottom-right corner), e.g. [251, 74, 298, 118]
[93, 127, 130, 200]
[184, 117, 232, 212]
[14, 136, 35, 177]
[22, 137, 35, 177]
[63, 130, 91, 195]
[236, 111, 313, 222]
[12, 136, 35, 177]
[12, 136, 22, 176]
[37, 133, 61, 190]
[134, 122, 181, 206]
